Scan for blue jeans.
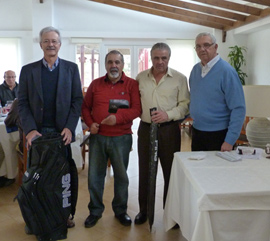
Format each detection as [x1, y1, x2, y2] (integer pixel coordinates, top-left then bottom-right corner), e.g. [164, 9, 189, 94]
[87, 134, 132, 216]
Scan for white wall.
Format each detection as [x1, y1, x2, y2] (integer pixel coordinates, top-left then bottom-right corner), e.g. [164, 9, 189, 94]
[231, 16, 270, 85]
[54, 0, 210, 39]
[0, 0, 269, 85]
[246, 29, 270, 85]
[0, 0, 32, 30]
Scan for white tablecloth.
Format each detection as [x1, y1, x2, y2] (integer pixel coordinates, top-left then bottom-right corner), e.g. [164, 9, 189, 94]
[0, 119, 19, 179]
[164, 151, 270, 241]
[0, 117, 83, 178]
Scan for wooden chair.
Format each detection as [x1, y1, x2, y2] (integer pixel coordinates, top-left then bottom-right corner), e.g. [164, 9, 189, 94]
[235, 116, 253, 146]
[180, 117, 193, 136]
[17, 133, 27, 185]
[81, 127, 110, 170]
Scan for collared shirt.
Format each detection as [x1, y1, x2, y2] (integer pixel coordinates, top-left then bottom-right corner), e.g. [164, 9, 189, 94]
[82, 72, 142, 136]
[42, 57, 59, 71]
[136, 67, 190, 123]
[201, 54, 220, 77]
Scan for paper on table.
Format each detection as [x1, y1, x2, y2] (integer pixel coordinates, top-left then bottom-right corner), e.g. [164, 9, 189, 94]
[189, 151, 207, 160]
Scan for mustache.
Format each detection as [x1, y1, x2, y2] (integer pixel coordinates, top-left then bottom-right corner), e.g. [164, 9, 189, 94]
[110, 67, 118, 72]
[46, 47, 56, 50]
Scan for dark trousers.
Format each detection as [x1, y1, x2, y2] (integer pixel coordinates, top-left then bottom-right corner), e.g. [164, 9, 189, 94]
[191, 126, 228, 151]
[137, 121, 180, 214]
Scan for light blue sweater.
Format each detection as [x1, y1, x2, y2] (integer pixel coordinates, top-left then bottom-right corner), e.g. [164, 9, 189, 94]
[189, 58, 246, 145]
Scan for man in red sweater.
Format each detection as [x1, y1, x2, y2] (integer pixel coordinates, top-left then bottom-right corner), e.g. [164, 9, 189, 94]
[82, 50, 141, 228]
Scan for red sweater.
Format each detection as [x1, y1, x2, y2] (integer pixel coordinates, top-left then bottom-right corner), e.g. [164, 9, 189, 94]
[82, 72, 142, 136]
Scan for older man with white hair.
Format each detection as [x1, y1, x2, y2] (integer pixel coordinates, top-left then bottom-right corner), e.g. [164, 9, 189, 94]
[0, 70, 18, 107]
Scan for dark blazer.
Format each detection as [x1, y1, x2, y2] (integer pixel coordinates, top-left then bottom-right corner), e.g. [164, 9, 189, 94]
[18, 58, 83, 141]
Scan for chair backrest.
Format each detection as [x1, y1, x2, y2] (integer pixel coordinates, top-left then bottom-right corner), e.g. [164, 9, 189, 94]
[236, 116, 253, 146]
[17, 133, 27, 185]
[83, 87, 88, 97]
[22, 133, 27, 171]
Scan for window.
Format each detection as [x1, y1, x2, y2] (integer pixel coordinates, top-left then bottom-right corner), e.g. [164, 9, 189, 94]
[0, 38, 20, 79]
[76, 44, 100, 89]
[104, 45, 152, 79]
[138, 48, 151, 73]
[76, 40, 196, 89]
[105, 41, 196, 80]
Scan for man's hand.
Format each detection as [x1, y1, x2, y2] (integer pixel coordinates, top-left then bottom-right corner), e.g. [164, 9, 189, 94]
[101, 115, 116, 126]
[2, 107, 8, 114]
[61, 128, 72, 145]
[26, 130, 42, 150]
[151, 110, 169, 123]
[90, 123, 100, 134]
[221, 142, 233, 152]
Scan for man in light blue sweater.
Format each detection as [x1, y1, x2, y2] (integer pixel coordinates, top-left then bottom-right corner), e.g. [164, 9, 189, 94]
[189, 32, 246, 151]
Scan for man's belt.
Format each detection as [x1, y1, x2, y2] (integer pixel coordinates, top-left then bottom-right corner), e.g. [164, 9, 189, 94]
[141, 120, 176, 127]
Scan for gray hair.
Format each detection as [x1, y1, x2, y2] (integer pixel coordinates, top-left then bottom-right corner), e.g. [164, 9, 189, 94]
[4, 70, 15, 78]
[195, 32, 216, 44]
[151, 42, 171, 57]
[105, 50, 124, 64]
[39, 26, 61, 44]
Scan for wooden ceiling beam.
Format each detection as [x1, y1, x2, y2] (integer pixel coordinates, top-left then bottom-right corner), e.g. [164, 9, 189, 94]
[192, 0, 262, 16]
[224, 7, 270, 31]
[244, 0, 270, 7]
[89, 0, 226, 29]
[89, 0, 270, 33]
[158, 0, 247, 21]
[119, 0, 234, 26]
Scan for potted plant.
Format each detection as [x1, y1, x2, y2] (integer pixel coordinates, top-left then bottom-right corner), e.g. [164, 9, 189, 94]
[228, 45, 248, 85]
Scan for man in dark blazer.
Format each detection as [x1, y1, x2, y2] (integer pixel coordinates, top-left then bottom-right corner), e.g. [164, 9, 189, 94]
[18, 26, 83, 230]
[18, 26, 83, 148]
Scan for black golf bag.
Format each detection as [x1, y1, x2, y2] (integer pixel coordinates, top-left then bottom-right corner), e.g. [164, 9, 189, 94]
[16, 132, 78, 241]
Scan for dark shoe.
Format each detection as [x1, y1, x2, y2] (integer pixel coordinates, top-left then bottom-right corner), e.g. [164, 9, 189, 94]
[134, 212, 147, 225]
[67, 217, 75, 228]
[4, 178, 15, 187]
[84, 214, 101, 228]
[0, 177, 15, 188]
[115, 213, 132, 226]
[0, 176, 6, 188]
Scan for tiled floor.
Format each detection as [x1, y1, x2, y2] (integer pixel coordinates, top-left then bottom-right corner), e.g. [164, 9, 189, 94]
[0, 120, 191, 241]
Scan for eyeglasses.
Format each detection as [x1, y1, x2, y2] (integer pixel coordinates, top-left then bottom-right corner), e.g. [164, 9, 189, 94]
[42, 39, 60, 45]
[5, 76, 16, 79]
[195, 43, 215, 50]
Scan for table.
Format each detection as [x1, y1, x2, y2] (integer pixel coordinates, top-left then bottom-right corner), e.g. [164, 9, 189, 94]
[164, 151, 270, 241]
[0, 118, 19, 179]
[0, 117, 83, 178]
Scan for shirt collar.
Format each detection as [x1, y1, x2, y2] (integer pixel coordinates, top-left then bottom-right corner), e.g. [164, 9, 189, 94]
[200, 54, 220, 69]
[105, 72, 125, 83]
[42, 57, 59, 71]
[148, 67, 172, 77]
